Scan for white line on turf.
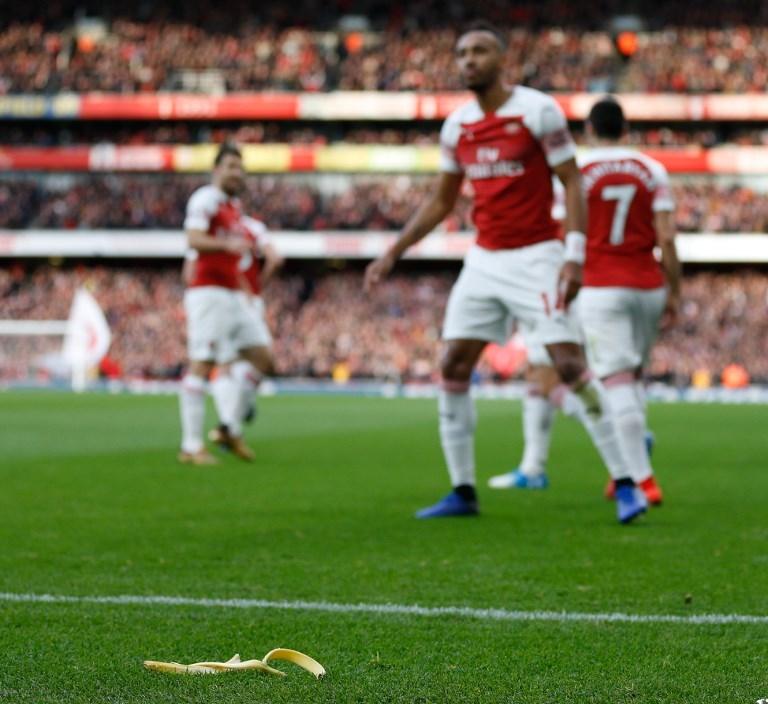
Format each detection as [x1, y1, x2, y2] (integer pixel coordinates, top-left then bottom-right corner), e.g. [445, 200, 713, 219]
[0, 592, 766, 626]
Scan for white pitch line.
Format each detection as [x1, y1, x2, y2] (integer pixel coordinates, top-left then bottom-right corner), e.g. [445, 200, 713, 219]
[0, 592, 767, 626]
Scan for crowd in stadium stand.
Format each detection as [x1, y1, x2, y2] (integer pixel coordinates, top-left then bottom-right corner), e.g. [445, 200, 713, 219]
[1, 265, 766, 385]
[674, 182, 768, 234]
[11, 121, 768, 147]
[620, 28, 768, 93]
[4, 21, 768, 93]
[3, 175, 768, 233]
[8, 0, 767, 30]
[0, 122, 444, 147]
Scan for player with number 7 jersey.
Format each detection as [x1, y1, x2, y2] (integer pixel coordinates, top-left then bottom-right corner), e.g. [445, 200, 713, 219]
[578, 97, 682, 504]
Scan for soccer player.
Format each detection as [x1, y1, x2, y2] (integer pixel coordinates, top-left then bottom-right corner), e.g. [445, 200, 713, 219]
[364, 23, 646, 523]
[579, 97, 679, 500]
[490, 98, 680, 505]
[178, 143, 275, 464]
[208, 215, 283, 451]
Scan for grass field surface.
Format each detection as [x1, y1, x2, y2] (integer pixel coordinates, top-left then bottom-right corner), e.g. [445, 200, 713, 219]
[1, 392, 766, 702]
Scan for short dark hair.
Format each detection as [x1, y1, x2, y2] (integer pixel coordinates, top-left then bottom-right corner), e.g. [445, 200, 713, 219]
[460, 20, 507, 51]
[214, 142, 242, 166]
[587, 97, 626, 139]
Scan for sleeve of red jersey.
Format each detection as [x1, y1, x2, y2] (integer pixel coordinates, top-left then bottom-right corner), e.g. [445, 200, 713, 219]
[438, 114, 463, 174]
[650, 162, 675, 212]
[534, 97, 577, 168]
[184, 188, 215, 231]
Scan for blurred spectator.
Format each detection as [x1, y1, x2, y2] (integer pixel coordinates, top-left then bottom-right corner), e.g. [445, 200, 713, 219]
[0, 22, 334, 93]
[3, 20, 768, 94]
[4, 0, 767, 32]
[674, 182, 768, 233]
[0, 122, 439, 146]
[621, 28, 768, 93]
[648, 271, 768, 384]
[1, 265, 767, 384]
[9, 121, 766, 147]
[1, 174, 768, 233]
[721, 362, 750, 388]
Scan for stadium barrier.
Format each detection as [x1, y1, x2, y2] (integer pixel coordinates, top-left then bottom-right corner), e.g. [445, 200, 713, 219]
[5, 144, 768, 174]
[5, 92, 768, 121]
[1, 231, 768, 262]
[4, 376, 768, 404]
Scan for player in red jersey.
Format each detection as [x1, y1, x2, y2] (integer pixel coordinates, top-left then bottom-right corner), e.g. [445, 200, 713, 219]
[489, 98, 680, 505]
[178, 143, 278, 465]
[579, 97, 680, 502]
[210, 215, 282, 450]
[184, 215, 283, 457]
[364, 22, 646, 523]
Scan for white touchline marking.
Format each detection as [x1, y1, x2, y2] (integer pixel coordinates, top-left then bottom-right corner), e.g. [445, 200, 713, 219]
[0, 592, 766, 626]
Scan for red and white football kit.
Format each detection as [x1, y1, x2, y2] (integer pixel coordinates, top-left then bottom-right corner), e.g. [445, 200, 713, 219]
[578, 146, 674, 377]
[183, 184, 251, 364]
[438, 86, 579, 349]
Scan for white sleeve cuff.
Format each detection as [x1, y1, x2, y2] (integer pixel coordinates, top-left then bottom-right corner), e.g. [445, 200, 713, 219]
[564, 231, 587, 264]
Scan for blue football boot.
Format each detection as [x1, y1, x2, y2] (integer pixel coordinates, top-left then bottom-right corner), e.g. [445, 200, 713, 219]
[415, 491, 479, 519]
[615, 484, 648, 524]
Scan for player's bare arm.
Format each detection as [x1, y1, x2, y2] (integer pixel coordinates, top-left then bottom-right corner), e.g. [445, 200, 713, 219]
[181, 256, 195, 286]
[655, 209, 681, 328]
[186, 228, 250, 255]
[552, 158, 587, 308]
[260, 242, 284, 287]
[364, 171, 463, 292]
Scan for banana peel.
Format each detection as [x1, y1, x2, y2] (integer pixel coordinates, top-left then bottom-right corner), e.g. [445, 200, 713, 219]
[144, 649, 325, 679]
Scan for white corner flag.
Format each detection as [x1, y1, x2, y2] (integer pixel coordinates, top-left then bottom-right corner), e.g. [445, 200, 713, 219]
[62, 288, 111, 391]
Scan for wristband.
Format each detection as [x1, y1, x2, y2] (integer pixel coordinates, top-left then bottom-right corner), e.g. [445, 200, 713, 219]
[564, 231, 587, 264]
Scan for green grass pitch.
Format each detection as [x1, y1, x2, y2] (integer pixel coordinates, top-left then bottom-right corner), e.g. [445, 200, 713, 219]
[1, 391, 767, 703]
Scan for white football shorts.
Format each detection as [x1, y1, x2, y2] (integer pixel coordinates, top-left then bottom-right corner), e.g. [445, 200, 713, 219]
[184, 286, 242, 364]
[524, 295, 583, 367]
[233, 293, 273, 351]
[578, 286, 667, 378]
[443, 240, 580, 349]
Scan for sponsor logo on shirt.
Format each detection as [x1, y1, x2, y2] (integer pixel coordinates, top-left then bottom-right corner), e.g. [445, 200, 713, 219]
[466, 147, 524, 180]
[477, 147, 500, 162]
[465, 161, 525, 179]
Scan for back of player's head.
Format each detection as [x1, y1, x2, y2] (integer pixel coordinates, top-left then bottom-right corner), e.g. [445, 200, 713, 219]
[460, 20, 507, 52]
[587, 97, 626, 140]
[214, 142, 242, 167]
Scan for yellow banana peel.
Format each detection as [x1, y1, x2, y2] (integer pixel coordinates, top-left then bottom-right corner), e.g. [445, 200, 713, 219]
[144, 649, 325, 679]
[263, 648, 326, 679]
